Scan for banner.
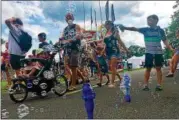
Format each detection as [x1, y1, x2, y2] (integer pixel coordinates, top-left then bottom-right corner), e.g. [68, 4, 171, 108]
[105, 0, 109, 21]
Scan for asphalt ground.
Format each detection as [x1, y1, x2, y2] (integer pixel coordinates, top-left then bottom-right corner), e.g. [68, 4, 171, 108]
[1, 68, 179, 119]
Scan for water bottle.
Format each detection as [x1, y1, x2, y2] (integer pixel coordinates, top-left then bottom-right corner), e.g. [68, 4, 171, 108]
[120, 72, 131, 102]
[82, 83, 96, 119]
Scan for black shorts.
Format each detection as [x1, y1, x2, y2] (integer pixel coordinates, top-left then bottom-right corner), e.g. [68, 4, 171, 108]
[145, 53, 164, 68]
[10, 54, 25, 70]
[1, 64, 6, 71]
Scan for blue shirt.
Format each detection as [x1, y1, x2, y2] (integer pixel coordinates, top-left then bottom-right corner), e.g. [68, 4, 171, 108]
[138, 26, 167, 54]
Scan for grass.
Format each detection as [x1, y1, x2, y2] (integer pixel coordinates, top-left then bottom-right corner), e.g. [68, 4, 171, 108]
[1, 81, 8, 92]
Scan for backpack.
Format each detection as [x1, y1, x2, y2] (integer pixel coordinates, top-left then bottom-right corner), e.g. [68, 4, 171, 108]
[10, 30, 32, 53]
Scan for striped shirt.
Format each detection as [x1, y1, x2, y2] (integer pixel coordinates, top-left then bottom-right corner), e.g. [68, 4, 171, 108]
[138, 26, 167, 54]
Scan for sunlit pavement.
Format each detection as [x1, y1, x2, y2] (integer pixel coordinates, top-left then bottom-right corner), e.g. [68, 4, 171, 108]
[1, 68, 179, 119]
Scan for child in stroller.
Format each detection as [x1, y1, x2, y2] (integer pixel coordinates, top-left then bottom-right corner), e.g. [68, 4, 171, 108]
[20, 48, 49, 78]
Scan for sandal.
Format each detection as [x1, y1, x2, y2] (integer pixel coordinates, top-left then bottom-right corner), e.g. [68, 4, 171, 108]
[67, 86, 77, 91]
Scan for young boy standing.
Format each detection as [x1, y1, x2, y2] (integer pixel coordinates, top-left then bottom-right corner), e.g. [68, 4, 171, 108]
[120, 14, 173, 91]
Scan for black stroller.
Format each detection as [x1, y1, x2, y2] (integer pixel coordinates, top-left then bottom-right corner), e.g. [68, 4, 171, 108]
[9, 44, 68, 103]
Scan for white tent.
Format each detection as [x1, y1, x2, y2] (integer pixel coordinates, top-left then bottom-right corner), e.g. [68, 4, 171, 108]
[127, 55, 145, 69]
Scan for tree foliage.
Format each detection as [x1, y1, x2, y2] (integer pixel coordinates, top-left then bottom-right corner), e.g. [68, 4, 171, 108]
[1, 38, 5, 44]
[128, 45, 145, 57]
[165, 1, 179, 59]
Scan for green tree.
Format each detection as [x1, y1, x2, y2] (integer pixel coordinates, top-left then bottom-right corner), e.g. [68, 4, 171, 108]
[165, 0, 179, 59]
[128, 45, 145, 57]
[1, 38, 5, 44]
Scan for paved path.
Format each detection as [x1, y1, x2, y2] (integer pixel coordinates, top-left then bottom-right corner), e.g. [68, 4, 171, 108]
[1, 68, 179, 119]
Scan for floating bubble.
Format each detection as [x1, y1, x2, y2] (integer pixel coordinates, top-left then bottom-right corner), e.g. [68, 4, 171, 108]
[35, 109, 38, 113]
[134, 109, 138, 113]
[138, 82, 142, 87]
[30, 107, 35, 111]
[40, 108, 44, 113]
[1, 109, 9, 119]
[157, 93, 160, 98]
[115, 104, 119, 109]
[174, 81, 177, 85]
[17, 104, 29, 119]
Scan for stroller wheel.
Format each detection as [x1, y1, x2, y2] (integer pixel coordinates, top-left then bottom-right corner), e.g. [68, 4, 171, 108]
[9, 84, 28, 103]
[53, 75, 68, 96]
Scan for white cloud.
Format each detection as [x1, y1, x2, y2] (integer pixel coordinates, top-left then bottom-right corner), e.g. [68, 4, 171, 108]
[23, 24, 48, 39]
[2, 1, 44, 23]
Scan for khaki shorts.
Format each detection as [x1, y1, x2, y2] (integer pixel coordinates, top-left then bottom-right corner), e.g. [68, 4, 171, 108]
[68, 51, 80, 67]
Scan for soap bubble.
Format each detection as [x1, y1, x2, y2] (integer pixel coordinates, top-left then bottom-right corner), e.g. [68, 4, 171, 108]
[174, 81, 177, 85]
[1, 109, 9, 119]
[30, 107, 35, 111]
[17, 104, 29, 119]
[40, 108, 44, 113]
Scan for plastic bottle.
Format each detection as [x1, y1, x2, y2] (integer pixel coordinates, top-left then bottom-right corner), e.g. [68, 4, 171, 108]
[82, 83, 96, 119]
[120, 72, 131, 102]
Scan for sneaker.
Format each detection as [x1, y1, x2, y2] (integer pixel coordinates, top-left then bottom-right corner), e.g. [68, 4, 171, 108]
[143, 86, 150, 91]
[108, 84, 115, 88]
[155, 86, 163, 91]
[166, 73, 174, 77]
[96, 83, 102, 87]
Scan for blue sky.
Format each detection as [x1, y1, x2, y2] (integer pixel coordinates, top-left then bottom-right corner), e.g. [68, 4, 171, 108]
[1, 1, 175, 55]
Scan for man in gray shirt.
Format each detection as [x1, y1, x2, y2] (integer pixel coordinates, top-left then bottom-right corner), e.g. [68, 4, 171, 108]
[5, 17, 26, 77]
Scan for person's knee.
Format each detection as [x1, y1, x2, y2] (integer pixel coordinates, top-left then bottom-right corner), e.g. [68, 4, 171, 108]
[146, 68, 152, 72]
[156, 67, 162, 72]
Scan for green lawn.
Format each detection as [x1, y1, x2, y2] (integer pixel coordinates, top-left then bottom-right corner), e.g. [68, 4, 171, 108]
[1, 80, 8, 90]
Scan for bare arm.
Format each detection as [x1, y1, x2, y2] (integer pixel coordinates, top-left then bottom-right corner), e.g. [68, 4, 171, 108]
[123, 26, 139, 32]
[5, 17, 16, 30]
[163, 40, 174, 52]
[114, 30, 129, 52]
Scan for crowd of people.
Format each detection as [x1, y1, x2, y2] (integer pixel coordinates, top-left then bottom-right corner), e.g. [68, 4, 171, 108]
[1, 13, 179, 92]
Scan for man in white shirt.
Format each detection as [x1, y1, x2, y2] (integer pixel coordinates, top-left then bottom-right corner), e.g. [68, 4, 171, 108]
[5, 17, 26, 76]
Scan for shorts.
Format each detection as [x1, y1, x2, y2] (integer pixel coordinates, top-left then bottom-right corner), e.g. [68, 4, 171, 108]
[107, 53, 120, 60]
[10, 54, 25, 70]
[145, 53, 164, 68]
[1, 64, 6, 71]
[68, 51, 79, 67]
[100, 64, 108, 74]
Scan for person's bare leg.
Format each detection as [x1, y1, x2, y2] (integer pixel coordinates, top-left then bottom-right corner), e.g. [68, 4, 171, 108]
[171, 54, 179, 74]
[70, 66, 77, 89]
[144, 68, 152, 86]
[111, 57, 117, 85]
[156, 67, 163, 86]
[15, 69, 21, 77]
[77, 68, 85, 82]
[5, 69, 11, 87]
[27, 68, 37, 77]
